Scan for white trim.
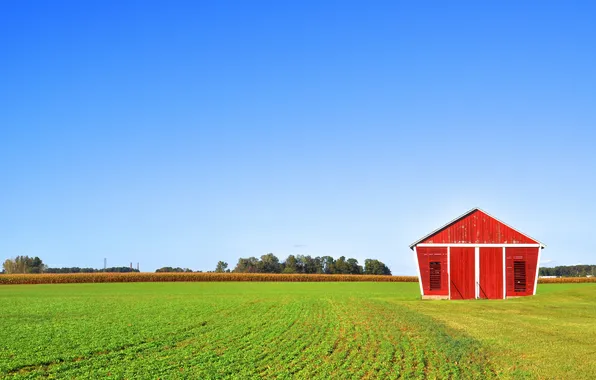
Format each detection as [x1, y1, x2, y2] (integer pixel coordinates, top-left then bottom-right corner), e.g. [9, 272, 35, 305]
[409, 207, 546, 249]
[475, 247, 480, 299]
[416, 243, 541, 248]
[414, 247, 424, 296]
[502, 247, 506, 299]
[447, 246, 451, 300]
[533, 247, 541, 295]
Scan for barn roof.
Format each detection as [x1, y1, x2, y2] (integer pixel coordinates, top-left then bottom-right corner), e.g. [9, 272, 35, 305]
[409, 207, 546, 249]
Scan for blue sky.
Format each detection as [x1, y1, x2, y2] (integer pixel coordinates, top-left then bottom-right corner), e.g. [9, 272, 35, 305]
[1, 1, 595, 273]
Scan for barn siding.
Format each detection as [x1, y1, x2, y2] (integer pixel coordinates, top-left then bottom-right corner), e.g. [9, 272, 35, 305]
[479, 247, 503, 299]
[416, 247, 448, 296]
[449, 247, 475, 299]
[421, 210, 538, 245]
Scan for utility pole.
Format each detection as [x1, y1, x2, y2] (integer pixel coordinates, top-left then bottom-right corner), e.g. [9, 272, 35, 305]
[104, 258, 107, 271]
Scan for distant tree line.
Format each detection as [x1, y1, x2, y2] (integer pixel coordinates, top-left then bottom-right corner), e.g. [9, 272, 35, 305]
[214, 254, 391, 275]
[45, 267, 140, 273]
[155, 267, 197, 273]
[539, 265, 596, 277]
[1, 256, 140, 274]
[2, 254, 391, 276]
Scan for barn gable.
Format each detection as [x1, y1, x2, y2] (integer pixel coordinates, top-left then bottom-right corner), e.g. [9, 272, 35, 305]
[410, 208, 544, 249]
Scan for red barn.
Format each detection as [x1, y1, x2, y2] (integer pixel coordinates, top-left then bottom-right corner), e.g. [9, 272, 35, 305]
[410, 208, 545, 300]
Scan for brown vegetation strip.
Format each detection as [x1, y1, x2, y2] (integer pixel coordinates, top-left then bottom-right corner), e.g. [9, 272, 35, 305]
[0, 273, 593, 285]
[537, 277, 596, 283]
[0, 273, 418, 285]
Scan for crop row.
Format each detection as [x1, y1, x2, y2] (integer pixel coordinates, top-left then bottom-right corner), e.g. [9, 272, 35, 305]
[1, 273, 594, 285]
[0, 272, 419, 285]
[537, 276, 596, 283]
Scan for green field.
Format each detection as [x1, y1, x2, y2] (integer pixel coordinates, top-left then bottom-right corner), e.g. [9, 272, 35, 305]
[1, 283, 594, 379]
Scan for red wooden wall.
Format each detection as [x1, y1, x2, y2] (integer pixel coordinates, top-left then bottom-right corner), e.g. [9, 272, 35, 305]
[479, 248, 503, 299]
[416, 247, 448, 296]
[506, 247, 539, 296]
[449, 247, 475, 299]
[421, 209, 537, 245]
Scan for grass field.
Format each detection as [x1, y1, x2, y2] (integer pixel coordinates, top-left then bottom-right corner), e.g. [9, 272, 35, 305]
[1, 283, 594, 379]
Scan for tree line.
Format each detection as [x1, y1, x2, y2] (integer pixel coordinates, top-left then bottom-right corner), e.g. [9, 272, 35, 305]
[1, 256, 139, 274]
[155, 267, 196, 273]
[3, 254, 391, 276]
[539, 265, 596, 277]
[213, 254, 391, 275]
[45, 267, 139, 273]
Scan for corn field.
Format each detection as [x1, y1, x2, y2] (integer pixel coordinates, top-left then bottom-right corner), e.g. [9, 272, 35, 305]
[1, 273, 594, 285]
[0, 273, 418, 285]
[537, 276, 596, 283]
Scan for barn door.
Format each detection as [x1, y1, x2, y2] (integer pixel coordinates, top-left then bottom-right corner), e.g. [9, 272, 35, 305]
[449, 247, 475, 299]
[479, 247, 504, 299]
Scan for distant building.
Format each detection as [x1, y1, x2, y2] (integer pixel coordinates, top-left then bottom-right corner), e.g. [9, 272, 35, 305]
[410, 208, 545, 300]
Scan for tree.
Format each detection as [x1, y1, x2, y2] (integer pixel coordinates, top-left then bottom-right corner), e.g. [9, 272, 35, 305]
[346, 258, 363, 274]
[308, 256, 324, 274]
[282, 255, 298, 273]
[258, 253, 281, 273]
[233, 257, 261, 273]
[295, 255, 323, 274]
[2, 256, 46, 274]
[29, 257, 45, 273]
[333, 256, 351, 274]
[215, 261, 228, 273]
[364, 259, 392, 275]
[321, 256, 335, 274]
[2, 259, 13, 273]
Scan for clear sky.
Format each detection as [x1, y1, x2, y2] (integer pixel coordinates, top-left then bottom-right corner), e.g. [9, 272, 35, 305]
[1, 1, 595, 274]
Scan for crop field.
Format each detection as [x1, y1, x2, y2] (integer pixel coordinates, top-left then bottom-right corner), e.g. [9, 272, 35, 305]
[1, 283, 595, 379]
[0, 272, 418, 285]
[1, 272, 593, 285]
